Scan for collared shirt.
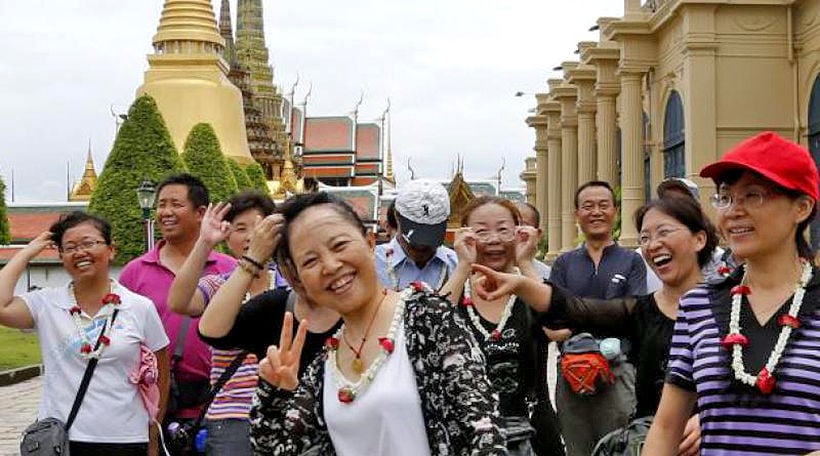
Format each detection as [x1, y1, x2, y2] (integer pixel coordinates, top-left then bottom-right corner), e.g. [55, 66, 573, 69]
[549, 243, 646, 300]
[118, 240, 235, 418]
[374, 237, 458, 291]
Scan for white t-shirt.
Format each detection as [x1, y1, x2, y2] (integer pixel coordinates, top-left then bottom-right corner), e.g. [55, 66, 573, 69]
[22, 280, 169, 443]
[324, 326, 430, 456]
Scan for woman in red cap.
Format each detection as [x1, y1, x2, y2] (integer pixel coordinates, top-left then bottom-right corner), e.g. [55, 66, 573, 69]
[642, 131, 820, 455]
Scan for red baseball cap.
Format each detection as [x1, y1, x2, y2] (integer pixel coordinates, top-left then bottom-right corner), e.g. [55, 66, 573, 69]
[699, 131, 819, 201]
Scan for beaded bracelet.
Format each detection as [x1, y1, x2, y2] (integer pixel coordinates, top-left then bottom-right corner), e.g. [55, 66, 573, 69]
[241, 255, 265, 271]
[237, 258, 261, 278]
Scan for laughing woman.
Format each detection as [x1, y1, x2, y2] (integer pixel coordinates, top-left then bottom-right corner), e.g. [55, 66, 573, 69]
[643, 132, 820, 455]
[250, 192, 506, 456]
[0, 212, 169, 456]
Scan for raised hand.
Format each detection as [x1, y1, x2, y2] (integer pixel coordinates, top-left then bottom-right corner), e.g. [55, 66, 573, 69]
[27, 232, 55, 257]
[199, 202, 232, 248]
[470, 263, 524, 301]
[453, 227, 478, 264]
[246, 214, 284, 264]
[514, 225, 540, 266]
[258, 312, 307, 391]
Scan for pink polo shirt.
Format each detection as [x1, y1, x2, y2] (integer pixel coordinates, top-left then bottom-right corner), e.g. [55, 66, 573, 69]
[119, 240, 235, 418]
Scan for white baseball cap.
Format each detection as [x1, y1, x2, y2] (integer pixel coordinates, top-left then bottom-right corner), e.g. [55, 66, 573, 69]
[395, 179, 450, 247]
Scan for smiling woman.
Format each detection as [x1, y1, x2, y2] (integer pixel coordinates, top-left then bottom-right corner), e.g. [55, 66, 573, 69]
[0, 211, 170, 455]
[250, 192, 506, 456]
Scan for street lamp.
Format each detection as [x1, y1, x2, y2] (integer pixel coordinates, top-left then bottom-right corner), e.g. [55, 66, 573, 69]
[136, 180, 157, 252]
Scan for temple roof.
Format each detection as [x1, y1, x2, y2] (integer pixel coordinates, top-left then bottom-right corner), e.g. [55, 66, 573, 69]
[152, 0, 225, 49]
[304, 117, 355, 152]
[355, 123, 382, 161]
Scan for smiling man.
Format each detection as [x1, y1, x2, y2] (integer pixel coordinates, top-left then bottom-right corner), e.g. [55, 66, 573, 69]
[547, 180, 646, 456]
[119, 174, 235, 440]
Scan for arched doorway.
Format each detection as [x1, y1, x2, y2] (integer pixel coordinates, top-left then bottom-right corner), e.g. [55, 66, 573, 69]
[808, 76, 820, 249]
[663, 91, 685, 178]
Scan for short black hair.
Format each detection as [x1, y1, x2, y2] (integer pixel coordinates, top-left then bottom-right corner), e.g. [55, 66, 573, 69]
[157, 173, 209, 209]
[574, 180, 616, 210]
[225, 190, 276, 222]
[49, 211, 112, 249]
[386, 200, 398, 230]
[518, 202, 540, 228]
[634, 196, 718, 268]
[274, 192, 366, 276]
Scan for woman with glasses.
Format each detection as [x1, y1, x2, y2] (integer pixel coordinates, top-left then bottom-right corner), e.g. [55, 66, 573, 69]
[462, 195, 716, 456]
[642, 131, 820, 455]
[0, 212, 169, 455]
[441, 195, 564, 456]
[249, 192, 506, 455]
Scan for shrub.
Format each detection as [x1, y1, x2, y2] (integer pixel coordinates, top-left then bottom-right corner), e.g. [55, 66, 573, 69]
[0, 175, 9, 245]
[182, 123, 238, 203]
[88, 95, 187, 264]
[227, 158, 252, 191]
[244, 161, 270, 193]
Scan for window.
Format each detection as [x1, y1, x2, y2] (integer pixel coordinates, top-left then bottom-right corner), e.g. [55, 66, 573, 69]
[663, 91, 685, 178]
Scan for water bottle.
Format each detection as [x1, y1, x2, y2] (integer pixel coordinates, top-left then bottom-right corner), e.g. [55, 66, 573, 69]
[194, 427, 208, 453]
[599, 337, 621, 361]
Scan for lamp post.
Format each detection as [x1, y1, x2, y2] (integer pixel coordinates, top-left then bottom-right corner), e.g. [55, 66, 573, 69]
[136, 180, 157, 252]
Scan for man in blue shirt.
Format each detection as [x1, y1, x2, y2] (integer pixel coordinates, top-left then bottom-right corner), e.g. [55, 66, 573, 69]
[375, 179, 458, 291]
[548, 180, 646, 456]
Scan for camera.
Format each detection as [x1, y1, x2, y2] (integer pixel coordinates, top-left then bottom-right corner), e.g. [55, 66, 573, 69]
[165, 421, 207, 454]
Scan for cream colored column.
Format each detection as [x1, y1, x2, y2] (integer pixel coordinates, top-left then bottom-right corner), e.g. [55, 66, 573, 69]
[553, 81, 578, 252]
[595, 92, 618, 184]
[533, 94, 551, 232]
[568, 63, 597, 185]
[618, 70, 645, 247]
[545, 101, 563, 261]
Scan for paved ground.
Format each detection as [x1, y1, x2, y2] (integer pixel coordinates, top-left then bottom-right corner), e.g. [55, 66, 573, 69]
[0, 376, 41, 456]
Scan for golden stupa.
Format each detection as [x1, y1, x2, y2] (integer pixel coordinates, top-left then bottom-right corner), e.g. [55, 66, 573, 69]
[136, 0, 254, 164]
[69, 146, 98, 202]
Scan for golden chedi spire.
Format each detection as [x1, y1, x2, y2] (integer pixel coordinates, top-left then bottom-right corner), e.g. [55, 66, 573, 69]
[70, 143, 98, 202]
[137, 0, 254, 164]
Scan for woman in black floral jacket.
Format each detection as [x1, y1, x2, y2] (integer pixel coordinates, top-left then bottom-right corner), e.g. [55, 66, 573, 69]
[249, 192, 507, 456]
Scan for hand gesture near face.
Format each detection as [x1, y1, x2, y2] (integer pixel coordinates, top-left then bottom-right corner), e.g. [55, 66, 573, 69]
[199, 202, 232, 249]
[258, 312, 308, 391]
[246, 214, 284, 264]
[26, 232, 55, 257]
[470, 263, 524, 301]
[514, 225, 539, 266]
[453, 227, 478, 264]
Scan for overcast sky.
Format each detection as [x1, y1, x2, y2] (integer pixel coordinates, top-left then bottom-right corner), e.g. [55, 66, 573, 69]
[0, 0, 624, 203]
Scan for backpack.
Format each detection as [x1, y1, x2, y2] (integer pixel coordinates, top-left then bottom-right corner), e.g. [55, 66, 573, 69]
[560, 332, 615, 396]
[591, 416, 654, 456]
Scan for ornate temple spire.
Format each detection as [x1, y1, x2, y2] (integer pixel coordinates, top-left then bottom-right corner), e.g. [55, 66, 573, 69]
[151, 0, 225, 56]
[69, 141, 98, 202]
[235, 0, 284, 126]
[218, 0, 236, 65]
[385, 103, 394, 183]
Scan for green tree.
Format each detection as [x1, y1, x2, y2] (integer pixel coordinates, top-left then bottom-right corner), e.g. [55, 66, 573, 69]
[244, 161, 270, 193]
[88, 95, 186, 264]
[227, 158, 252, 191]
[182, 123, 238, 203]
[0, 175, 9, 245]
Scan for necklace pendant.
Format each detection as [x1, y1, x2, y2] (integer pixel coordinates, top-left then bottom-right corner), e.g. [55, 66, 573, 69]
[351, 357, 365, 374]
[755, 367, 776, 395]
[338, 387, 356, 403]
[491, 329, 502, 341]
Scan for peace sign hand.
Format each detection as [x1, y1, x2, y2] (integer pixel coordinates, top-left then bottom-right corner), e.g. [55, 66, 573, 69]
[454, 227, 478, 264]
[470, 263, 525, 301]
[258, 312, 308, 391]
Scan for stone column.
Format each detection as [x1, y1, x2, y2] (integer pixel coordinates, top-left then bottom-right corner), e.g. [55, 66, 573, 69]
[553, 82, 579, 252]
[595, 92, 618, 184]
[545, 101, 563, 260]
[533, 93, 551, 231]
[568, 63, 598, 186]
[618, 70, 645, 246]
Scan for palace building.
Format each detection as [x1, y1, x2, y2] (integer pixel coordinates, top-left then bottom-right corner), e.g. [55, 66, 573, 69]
[525, 0, 820, 259]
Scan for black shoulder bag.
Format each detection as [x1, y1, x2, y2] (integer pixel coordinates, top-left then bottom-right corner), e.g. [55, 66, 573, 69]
[21, 309, 120, 456]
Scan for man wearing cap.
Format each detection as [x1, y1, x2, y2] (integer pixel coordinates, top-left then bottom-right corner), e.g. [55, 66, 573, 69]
[374, 179, 458, 291]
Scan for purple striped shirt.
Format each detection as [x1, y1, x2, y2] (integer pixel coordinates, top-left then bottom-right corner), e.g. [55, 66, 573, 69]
[667, 280, 820, 455]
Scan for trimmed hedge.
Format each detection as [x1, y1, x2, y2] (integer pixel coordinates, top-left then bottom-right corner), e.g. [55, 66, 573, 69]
[88, 95, 187, 265]
[182, 123, 238, 203]
[244, 161, 269, 193]
[227, 158, 252, 191]
[0, 175, 9, 245]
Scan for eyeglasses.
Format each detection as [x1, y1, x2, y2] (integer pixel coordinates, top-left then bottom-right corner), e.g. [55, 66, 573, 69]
[638, 227, 685, 247]
[710, 189, 772, 211]
[473, 227, 517, 243]
[61, 240, 107, 255]
[578, 202, 613, 213]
